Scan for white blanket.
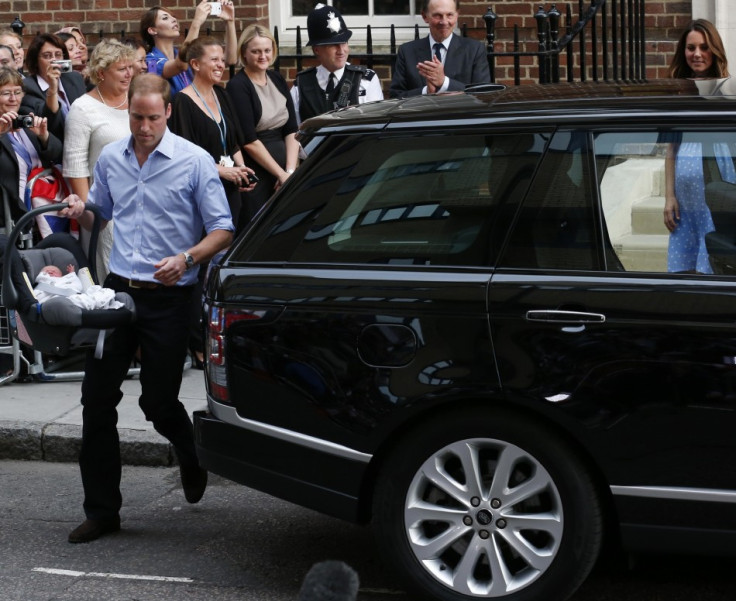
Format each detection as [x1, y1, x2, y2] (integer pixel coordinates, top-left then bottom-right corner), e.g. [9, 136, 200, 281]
[34, 272, 124, 310]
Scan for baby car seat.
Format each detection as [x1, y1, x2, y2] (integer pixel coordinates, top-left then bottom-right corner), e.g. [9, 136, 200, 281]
[1, 202, 135, 356]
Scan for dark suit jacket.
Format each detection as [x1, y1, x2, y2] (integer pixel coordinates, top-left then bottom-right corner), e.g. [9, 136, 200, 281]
[389, 34, 491, 98]
[20, 71, 86, 143]
[0, 130, 63, 227]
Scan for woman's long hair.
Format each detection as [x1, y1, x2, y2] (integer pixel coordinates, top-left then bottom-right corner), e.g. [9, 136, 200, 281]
[140, 6, 163, 52]
[668, 19, 729, 79]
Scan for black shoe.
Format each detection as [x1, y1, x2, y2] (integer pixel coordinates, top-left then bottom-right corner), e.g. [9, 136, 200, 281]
[181, 465, 208, 503]
[68, 516, 121, 544]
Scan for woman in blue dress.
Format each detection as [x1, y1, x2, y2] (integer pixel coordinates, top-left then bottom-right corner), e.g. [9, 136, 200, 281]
[664, 19, 730, 273]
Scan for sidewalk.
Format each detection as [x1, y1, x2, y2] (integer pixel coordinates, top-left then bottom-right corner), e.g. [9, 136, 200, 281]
[0, 366, 207, 466]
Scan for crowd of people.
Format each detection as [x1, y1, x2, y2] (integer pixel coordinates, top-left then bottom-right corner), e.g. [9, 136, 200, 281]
[1, 0, 496, 239]
[0, 1, 730, 545]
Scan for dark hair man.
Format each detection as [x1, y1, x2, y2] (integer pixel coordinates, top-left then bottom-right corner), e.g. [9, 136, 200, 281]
[61, 73, 234, 543]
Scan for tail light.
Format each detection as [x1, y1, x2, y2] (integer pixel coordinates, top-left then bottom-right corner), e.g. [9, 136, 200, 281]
[205, 305, 265, 403]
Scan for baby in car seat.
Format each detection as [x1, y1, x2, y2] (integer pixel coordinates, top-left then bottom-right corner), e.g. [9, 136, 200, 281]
[34, 264, 124, 310]
[36, 264, 85, 297]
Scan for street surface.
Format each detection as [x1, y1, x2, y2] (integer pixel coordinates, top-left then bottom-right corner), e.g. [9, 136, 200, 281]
[1, 460, 735, 600]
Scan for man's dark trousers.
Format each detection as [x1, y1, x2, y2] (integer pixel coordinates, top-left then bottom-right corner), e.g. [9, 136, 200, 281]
[78, 278, 197, 520]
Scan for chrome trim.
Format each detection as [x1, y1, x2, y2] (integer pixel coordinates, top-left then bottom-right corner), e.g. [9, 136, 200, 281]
[611, 485, 736, 503]
[208, 398, 372, 464]
[526, 309, 606, 323]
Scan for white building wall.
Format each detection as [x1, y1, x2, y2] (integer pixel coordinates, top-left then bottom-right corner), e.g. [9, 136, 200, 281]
[693, 0, 736, 75]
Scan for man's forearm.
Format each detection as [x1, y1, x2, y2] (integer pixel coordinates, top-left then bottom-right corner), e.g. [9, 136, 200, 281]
[186, 229, 233, 265]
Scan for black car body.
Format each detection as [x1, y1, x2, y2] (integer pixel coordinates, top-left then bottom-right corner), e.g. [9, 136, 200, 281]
[195, 80, 736, 601]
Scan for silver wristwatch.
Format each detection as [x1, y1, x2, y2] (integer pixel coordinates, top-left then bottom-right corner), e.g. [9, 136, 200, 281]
[182, 252, 195, 270]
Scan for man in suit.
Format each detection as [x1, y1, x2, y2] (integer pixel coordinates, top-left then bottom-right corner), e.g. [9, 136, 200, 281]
[389, 0, 490, 98]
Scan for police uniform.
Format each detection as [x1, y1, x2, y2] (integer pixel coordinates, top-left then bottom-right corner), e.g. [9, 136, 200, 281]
[292, 3, 384, 123]
[292, 63, 382, 123]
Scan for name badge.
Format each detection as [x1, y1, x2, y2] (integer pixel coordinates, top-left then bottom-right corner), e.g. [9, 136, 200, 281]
[219, 155, 234, 167]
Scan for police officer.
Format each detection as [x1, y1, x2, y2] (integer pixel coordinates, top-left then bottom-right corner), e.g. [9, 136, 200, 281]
[291, 3, 383, 123]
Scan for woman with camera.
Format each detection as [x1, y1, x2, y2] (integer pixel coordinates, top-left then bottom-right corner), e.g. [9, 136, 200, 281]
[169, 37, 255, 227]
[168, 36, 256, 367]
[140, 0, 237, 96]
[20, 33, 86, 143]
[0, 66, 62, 227]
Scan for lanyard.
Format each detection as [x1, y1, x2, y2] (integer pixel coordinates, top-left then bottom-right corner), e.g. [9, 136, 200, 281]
[8, 131, 33, 174]
[192, 84, 227, 155]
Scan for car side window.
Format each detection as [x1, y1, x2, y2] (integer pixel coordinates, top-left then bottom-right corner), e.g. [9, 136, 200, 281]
[500, 130, 599, 271]
[241, 133, 546, 267]
[594, 130, 736, 275]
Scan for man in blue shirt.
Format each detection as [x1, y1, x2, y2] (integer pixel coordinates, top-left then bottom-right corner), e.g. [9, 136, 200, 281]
[62, 73, 234, 543]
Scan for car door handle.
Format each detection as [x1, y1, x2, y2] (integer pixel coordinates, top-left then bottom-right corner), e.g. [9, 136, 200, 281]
[525, 310, 606, 324]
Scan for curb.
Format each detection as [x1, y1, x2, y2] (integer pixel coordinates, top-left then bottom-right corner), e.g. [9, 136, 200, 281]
[0, 420, 176, 466]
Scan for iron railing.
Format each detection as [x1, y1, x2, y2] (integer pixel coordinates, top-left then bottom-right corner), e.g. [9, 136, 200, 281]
[7, 0, 646, 85]
[275, 0, 646, 84]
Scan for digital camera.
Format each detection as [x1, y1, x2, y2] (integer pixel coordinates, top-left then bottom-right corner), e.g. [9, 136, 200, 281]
[208, 1, 222, 16]
[51, 59, 73, 73]
[12, 114, 33, 129]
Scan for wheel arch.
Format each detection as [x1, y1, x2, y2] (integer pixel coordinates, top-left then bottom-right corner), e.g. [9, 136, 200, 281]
[357, 395, 619, 545]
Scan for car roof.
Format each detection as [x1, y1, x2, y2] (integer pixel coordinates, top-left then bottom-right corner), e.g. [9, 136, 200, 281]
[300, 79, 736, 133]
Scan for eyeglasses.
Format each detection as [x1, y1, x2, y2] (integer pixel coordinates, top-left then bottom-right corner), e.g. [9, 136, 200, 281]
[0, 89, 23, 99]
[40, 52, 64, 60]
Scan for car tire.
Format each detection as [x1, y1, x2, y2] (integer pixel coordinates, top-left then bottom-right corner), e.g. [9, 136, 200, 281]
[372, 409, 603, 601]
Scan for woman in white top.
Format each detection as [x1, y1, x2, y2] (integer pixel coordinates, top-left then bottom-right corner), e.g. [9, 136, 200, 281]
[63, 39, 136, 282]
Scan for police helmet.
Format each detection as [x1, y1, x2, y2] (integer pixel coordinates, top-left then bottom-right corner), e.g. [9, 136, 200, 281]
[306, 3, 353, 46]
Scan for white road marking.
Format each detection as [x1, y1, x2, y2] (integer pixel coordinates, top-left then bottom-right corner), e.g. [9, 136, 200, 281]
[32, 567, 193, 583]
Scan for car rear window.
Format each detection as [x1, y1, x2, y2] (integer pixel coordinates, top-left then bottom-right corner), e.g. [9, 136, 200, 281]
[236, 132, 547, 268]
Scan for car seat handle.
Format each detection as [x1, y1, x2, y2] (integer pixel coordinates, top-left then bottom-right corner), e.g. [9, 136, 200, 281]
[1, 202, 102, 309]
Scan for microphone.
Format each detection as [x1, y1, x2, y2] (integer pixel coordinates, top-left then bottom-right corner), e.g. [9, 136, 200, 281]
[296, 560, 359, 601]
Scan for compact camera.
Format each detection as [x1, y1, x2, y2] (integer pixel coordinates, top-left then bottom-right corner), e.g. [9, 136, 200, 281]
[12, 114, 34, 129]
[208, 1, 222, 16]
[51, 59, 73, 73]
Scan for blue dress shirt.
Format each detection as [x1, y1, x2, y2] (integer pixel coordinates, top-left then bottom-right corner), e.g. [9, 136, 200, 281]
[89, 128, 234, 286]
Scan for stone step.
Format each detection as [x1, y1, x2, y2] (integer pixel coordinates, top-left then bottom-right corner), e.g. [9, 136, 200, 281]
[631, 196, 669, 236]
[612, 233, 669, 272]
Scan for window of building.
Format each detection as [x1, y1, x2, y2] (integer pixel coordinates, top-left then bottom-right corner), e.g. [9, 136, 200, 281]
[272, 0, 427, 46]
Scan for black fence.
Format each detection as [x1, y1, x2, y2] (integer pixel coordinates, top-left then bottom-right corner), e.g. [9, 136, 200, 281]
[8, 0, 646, 85]
[275, 0, 647, 84]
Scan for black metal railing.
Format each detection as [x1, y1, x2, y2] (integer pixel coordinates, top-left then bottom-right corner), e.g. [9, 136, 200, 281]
[7, 0, 646, 85]
[275, 0, 645, 84]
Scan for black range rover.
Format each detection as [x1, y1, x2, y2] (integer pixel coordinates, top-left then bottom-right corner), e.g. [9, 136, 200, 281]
[195, 80, 736, 601]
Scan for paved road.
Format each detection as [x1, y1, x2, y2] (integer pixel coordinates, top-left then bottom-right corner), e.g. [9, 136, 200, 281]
[1, 460, 735, 601]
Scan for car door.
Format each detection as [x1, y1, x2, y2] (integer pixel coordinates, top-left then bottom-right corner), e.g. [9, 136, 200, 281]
[488, 126, 736, 541]
[219, 129, 547, 453]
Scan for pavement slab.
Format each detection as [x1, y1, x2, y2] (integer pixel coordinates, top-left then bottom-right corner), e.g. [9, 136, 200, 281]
[0, 366, 207, 466]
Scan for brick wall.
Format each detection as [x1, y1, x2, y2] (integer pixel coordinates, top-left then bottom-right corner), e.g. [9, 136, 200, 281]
[4, 0, 692, 85]
[3, 0, 267, 47]
[455, 0, 693, 83]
